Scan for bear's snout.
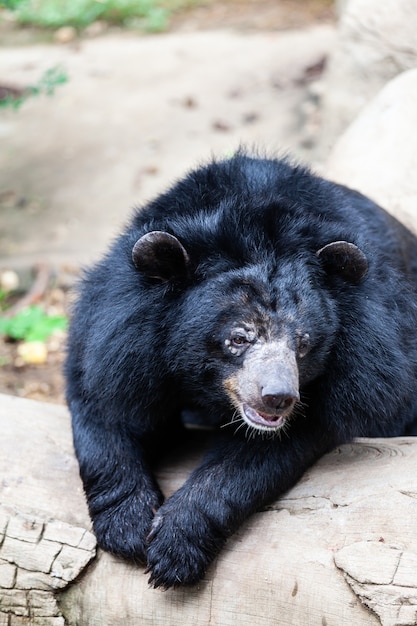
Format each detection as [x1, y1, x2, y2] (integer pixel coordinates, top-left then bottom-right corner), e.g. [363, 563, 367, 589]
[224, 338, 301, 432]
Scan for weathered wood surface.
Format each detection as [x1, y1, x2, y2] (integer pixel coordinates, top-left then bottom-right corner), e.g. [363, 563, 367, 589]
[1, 394, 417, 625]
[0, 395, 95, 625]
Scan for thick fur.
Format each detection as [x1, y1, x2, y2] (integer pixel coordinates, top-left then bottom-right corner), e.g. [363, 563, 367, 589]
[66, 153, 417, 588]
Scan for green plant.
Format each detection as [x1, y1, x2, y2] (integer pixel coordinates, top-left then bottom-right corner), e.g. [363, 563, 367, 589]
[0, 66, 68, 110]
[0, 290, 7, 309]
[0, 305, 67, 342]
[0, 0, 25, 8]
[0, 0, 202, 32]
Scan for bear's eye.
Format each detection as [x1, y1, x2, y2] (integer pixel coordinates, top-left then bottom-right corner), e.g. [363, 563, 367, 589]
[231, 334, 247, 346]
[226, 327, 256, 355]
[297, 333, 310, 358]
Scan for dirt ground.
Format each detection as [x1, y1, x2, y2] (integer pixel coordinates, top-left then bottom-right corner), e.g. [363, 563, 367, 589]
[170, 0, 334, 32]
[0, 0, 335, 405]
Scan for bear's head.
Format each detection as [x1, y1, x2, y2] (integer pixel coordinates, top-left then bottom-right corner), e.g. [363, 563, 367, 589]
[132, 231, 368, 435]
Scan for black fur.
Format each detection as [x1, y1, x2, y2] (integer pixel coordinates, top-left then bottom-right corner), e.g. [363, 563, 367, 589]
[66, 153, 417, 588]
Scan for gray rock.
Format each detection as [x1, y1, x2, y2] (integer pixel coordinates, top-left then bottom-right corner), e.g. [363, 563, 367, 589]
[326, 68, 417, 235]
[318, 0, 417, 156]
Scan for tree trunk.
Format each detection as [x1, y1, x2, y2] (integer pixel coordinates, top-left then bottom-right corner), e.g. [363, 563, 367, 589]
[1, 393, 417, 625]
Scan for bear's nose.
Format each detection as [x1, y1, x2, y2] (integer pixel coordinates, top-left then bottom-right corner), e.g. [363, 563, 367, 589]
[262, 392, 298, 413]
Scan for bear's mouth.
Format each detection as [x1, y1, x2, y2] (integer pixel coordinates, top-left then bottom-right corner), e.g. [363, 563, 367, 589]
[242, 404, 288, 431]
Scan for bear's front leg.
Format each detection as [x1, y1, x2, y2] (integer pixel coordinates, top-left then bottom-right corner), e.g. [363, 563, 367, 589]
[146, 428, 331, 588]
[90, 469, 163, 564]
[71, 407, 165, 564]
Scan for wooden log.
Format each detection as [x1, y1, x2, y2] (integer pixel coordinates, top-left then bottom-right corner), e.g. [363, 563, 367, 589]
[1, 393, 417, 625]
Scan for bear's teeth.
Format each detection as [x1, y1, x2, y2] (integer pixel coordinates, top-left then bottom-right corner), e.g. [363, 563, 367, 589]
[242, 404, 285, 430]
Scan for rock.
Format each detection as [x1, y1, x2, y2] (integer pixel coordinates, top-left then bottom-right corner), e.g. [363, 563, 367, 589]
[53, 26, 77, 44]
[325, 68, 417, 235]
[0, 269, 19, 292]
[317, 0, 417, 156]
[83, 20, 108, 38]
[334, 0, 349, 16]
[16, 341, 48, 365]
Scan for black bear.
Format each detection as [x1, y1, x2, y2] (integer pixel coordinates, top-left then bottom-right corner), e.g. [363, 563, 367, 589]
[66, 152, 417, 589]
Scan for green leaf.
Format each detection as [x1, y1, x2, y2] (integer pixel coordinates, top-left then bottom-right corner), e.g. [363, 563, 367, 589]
[0, 305, 67, 342]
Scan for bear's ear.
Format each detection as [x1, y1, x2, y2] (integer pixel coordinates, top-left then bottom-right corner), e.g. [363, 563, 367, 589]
[132, 231, 190, 282]
[316, 241, 368, 285]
